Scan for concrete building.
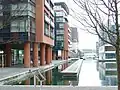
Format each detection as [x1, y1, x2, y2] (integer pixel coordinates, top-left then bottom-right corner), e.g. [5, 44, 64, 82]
[53, 2, 70, 60]
[0, 0, 54, 68]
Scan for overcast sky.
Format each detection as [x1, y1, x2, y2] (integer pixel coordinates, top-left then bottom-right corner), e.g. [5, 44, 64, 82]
[54, 0, 98, 50]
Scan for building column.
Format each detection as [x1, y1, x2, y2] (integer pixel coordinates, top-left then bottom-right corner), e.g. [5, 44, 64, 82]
[40, 43, 45, 66]
[33, 42, 38, 67]
[5, 43, 12, 67]
[24, 42, 30, 68]
[46, 45, 50, 64]
[50, 47, 52, 63]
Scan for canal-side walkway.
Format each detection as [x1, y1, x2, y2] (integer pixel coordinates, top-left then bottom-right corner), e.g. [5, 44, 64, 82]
[0, 60, 71, 85]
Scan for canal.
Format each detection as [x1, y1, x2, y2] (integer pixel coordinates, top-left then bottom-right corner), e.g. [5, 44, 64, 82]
[5, 59, 79, 86]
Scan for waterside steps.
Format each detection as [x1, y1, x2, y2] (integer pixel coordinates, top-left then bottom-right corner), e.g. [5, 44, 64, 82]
[61, 59, 83, 80]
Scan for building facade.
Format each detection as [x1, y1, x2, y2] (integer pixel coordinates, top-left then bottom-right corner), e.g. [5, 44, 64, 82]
[0, 0, 54, 68]
[53, 2, 70, 60]
[98, 24, 117, 85]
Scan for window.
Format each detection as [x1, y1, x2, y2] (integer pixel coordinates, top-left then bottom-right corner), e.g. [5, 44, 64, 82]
[44, 22, 49, 35]
[28, 3, 35, 13]
[56, 35, 64, 41]
[59, 23, 64, 28]
[19, 21, 25, 32]
[11, 3, 27, 11]
[105, 71, 117, 75]
[105, 53, 116, 59]
[56, 17, 63, 22]
[11, 20, 27, 32]
[105, 46, 115, 51]
[106, 63, 117, 69]
[56, 11, 63, 16]
[56, 30, 64, 34]
[54, 6, 61, 10]
[44, 22, 49, 29]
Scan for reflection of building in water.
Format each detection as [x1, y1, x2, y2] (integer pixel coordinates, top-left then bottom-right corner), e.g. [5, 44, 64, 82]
[98, 44, 117, 86]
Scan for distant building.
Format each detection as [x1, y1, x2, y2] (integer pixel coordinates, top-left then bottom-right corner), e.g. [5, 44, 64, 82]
[53, 2, 71, 60]
[82, 49, 96, 54]
[70, 27, 78, 52]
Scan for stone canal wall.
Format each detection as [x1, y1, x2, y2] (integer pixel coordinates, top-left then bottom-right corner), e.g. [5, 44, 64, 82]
[0, 85, 117, 90]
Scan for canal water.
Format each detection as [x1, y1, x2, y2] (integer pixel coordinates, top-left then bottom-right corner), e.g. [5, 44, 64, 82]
[9, 60, 78, 86]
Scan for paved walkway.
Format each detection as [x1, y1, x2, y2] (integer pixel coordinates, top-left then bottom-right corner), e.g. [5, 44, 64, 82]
[78, 59, 101, 86]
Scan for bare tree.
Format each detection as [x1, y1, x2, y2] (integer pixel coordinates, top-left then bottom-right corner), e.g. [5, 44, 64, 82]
[71, 0, 120, 89]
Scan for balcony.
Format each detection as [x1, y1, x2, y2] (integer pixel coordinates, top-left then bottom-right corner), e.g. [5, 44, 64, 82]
[45, 0, 51, 10]
[50, 21, 54, 28]
[45, 15, 50, 24]
[68, 28, 71, 33]
[68, 32, 71, 37]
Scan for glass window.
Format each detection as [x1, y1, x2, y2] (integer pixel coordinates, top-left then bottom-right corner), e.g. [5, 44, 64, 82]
[106, 71, 117, 75]
[105, 46, 115, 51]
[56, 11, 63, 16]
[106, 63, 117, 69]
[11, 20, 27, 32]
[105, 53, 116, 59]
[56, 17, 63, 22]
[19, 20, 25, 32]
[56, 30, 64, 34]
[56, 35, 64, 41]
[59, 23, 64, 28]
[54, 6, 61, 10]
